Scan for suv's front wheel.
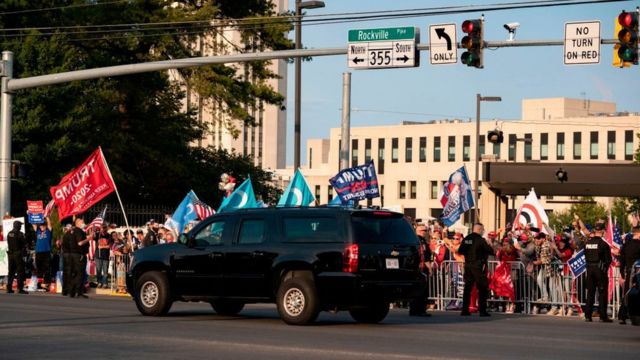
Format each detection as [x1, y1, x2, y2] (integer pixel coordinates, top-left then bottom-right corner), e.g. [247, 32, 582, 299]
[134, 271, 172, 316]
[276, 275, 319, 325]
[349, 301, 390, 324]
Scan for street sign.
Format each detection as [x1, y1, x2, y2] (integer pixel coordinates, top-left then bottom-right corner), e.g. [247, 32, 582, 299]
[348, 27, 419, 69]
[564, 21, 601, 65]
[429, 23, 458, 64]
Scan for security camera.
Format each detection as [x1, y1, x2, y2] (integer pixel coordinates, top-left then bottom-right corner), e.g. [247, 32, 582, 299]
[503, 22, 520, 41]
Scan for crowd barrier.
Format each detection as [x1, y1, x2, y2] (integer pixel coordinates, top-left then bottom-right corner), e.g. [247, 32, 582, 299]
[427, 260, 628, 319]
[105, 253, 131, 295]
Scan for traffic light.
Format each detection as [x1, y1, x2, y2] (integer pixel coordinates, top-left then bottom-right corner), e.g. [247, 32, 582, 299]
[487, 130, 503, 144]
[461, 19, 483, 68]
[614, 10, 639, 67]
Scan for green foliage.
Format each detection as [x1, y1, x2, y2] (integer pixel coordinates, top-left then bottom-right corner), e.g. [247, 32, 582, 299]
[548, 197, 607, 232]
[0, 1, 291, 213]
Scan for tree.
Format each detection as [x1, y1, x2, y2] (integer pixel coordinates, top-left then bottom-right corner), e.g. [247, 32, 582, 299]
[0, 1, 291, 212]
[548, 197, 607, 232]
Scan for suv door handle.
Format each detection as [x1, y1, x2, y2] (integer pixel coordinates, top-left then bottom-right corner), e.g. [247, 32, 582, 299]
[209, 252, 223, 258]
[252, 251, 266, 257]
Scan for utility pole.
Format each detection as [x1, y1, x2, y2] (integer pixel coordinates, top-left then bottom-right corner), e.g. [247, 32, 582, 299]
[340, 72, 351, 171]
[0, 51, 13, 218]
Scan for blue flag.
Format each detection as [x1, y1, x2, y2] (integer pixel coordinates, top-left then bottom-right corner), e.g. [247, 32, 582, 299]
[218, 178, 258, 213]
[439, 166, 475, 226]
[167, 190, 199, 235]
[278, 169, 315, 207]
[329, 160, 379, 203]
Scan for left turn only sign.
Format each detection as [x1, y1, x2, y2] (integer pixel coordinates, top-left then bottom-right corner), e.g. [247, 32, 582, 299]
[348, 27, 419, 69]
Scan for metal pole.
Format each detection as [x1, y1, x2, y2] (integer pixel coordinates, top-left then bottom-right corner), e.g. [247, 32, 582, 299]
[474, 93, 480, 224]
[294, 0, 302, 171]
[340, 72, 351, 171]
[0, 51, 13, 218]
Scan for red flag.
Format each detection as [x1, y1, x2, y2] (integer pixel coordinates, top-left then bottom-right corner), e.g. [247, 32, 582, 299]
[50, 147, 116, 219]
[489, 261, 516, 302]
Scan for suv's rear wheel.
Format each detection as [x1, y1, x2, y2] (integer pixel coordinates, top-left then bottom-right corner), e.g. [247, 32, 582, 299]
[276, 275, 319, 325]
[134, 271, 172, 316]
[349, 301, 390, 324]
[211, 300, 245, 316]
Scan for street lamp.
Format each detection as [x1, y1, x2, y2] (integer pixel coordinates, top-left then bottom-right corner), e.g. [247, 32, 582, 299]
[474, 94, 501, 224]
[294, 0, 325, 171]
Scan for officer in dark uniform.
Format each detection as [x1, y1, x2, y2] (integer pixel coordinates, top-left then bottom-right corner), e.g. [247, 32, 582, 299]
[409, 220, 431, 317]
[62, 218, 90, 298]
[458, 223, 494, 316]
[6, 220, 28, 294]
[618, 224, 640, 324]
[583, 222, 613, 322]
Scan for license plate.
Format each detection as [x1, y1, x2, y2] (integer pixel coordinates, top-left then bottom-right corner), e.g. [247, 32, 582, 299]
[385, 258, 399, 269]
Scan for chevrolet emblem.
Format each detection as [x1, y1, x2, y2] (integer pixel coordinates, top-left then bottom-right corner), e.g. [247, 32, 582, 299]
[390, 250, 400, 257]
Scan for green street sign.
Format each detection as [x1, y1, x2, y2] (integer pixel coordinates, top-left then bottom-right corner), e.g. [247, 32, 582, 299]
[348, 27, 416, 42]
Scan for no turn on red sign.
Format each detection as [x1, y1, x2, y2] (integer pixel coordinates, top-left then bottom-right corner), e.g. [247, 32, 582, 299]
[564, 21, 601, 65]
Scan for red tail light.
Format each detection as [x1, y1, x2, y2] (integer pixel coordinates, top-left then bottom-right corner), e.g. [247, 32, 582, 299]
[418, 244, 426, 272]
[343, 244, 359, 273]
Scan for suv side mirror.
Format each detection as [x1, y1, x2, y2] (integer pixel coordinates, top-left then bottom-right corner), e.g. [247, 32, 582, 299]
[178, 234, 191, 246]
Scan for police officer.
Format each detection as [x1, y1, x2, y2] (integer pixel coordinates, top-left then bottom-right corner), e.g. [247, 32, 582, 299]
[409, 220, 431, 317]
[583, 222, 612, 322]
[618, 224, 640, 324]
[6, 220, 28, 294]
[458, 223, 494, 316]
[62, 218, 90, 298]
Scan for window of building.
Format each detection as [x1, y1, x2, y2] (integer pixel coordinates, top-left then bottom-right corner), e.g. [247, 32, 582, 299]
[607, 131, 616, 160]
[392, 138, 399, 163]
[493, 142, 500, 158]
[327, 185, 333, 204]
[381, 184, 385, 205]
[540, 133, 548, 160]
[419, 137, 427, 162]
[351, 139, 359, 167]
[524, 133, 532, 161]
[405, 137, 413, 163]
[478, 135, 485, 161]
[448, 136, 456, 162]
[238, 219, 266, 245]
[573, 132, 582, 160]
[309, 148, 313, 169]
[590, 131, 598, 160]
[315, 185, 321, 203]
[399, 181, 406, 199]
[463, 135, 471, 162]
[409, 181, 417, 199]
[378, 138, 385, 174]
[365, 139, 372, 163]
[430, 181, 438, 199]
[508, 134, 517, 161]
[434, 136, 441, 162]
[625, 130, 633, 161]
[557, 133, 565, 160]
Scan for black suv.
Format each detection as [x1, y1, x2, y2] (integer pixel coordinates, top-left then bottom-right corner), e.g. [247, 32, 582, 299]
[126, 207, 426, 325]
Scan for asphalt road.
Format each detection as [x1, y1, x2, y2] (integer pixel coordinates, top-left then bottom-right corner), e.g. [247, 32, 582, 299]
[0, 292, 638, 360]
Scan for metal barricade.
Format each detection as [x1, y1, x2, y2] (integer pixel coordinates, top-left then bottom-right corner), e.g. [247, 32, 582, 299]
[108, 253, 130, 294]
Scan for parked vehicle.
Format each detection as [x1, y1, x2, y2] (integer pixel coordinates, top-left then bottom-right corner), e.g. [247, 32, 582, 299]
[127, 207, 426, 325]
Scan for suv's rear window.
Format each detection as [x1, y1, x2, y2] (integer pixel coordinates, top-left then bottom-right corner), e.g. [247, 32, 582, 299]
[351, 214, 417, 245]
[283, 217, 340, 243]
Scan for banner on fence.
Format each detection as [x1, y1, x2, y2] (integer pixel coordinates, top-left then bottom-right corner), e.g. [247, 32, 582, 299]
[568, 250, 587, 278]
[26, 200, 45, 224]
[50, 147, 116, 219]
[329, 160, 379, 203]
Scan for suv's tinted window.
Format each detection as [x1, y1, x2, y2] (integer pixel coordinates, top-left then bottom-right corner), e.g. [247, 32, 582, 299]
[283, 217, 339, 243]
[238, 219, 266, 245]
[351, 214, 417, 245]
[193, 220, 225, 246]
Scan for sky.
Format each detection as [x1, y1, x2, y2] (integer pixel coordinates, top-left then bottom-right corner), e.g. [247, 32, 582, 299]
[284, 0, 639, 166]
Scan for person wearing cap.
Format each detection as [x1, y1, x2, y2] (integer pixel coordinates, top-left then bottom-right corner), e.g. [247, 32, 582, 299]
[62, 218, 90, 298]
[142, 220, 159, 248]
[458, 223, 495, 317]
[582, 221, 612, 322]
[32, 217, 53, 290]
[6, 220, 28, 294]
[95, 224, 112, 289]
[409, 220, 431, 317]
[618, 218, 640, 324]
[532, 232, 552, 306]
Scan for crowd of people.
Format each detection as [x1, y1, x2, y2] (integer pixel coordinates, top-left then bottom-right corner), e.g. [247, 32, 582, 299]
[409, 213, 640, 324]
[1, 215, 175, 297]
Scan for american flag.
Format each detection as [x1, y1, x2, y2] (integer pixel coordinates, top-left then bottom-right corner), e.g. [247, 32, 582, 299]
[43, 199, 55, 218]
[193, 199, 215, 220]
[88, 206, 107, 229]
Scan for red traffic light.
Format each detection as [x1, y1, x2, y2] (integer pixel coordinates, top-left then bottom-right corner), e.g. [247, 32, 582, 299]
[462, 20, 481, 34]
[618, 12, 638, 28]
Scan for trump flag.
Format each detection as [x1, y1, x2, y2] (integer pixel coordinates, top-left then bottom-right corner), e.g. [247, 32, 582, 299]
[439, 166, 474, 226]
[50, 147, 116, 219]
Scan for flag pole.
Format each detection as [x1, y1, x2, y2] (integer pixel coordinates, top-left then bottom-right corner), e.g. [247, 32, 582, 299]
[99, 147, 131, 242]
